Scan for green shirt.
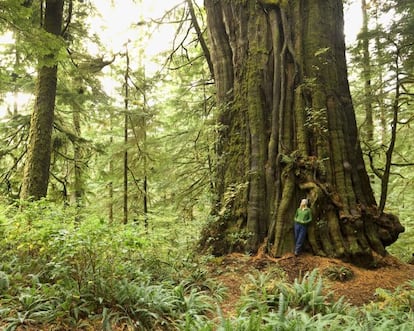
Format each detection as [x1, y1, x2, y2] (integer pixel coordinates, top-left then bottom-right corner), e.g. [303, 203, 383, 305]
[294, 207, 312, 225]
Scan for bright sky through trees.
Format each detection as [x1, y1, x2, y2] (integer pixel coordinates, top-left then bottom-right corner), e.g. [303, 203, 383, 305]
[0, 0, 362, 118]
[92, 0, 362, 56]
[90, 0, 178, 56]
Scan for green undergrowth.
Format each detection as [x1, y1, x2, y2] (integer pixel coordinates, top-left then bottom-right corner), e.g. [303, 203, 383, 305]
[0, 200, 413, 330]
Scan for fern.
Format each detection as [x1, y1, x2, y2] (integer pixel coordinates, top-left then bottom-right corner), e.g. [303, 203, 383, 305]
[323, 265, 354, 282]
[277, 292, 286, 321]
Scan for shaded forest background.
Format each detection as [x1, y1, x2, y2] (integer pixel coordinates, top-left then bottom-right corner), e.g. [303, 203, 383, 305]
[0, 0, 413, 330]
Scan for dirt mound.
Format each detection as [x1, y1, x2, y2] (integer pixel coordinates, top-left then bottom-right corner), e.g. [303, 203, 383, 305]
[207, 253, 414, 316]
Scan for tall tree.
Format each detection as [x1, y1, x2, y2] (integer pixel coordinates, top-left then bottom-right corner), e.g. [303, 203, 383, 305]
[360, 0, 374, 143]
[123, 43, 130, 224]
[199, 0, 404, 266]
[350, 0, 414, 215]
[20, 0, 65, 200]
[372, 0, 414, 213]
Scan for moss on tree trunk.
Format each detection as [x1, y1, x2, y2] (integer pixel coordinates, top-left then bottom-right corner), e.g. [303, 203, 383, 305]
[21, 0, 64, 200]
[199, 0, 404, 267]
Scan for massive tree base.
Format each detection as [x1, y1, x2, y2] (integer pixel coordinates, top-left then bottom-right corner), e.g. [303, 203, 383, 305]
[199, 158, 405, 269]
[199, 209, 404, 269]
[200, 0, 405, 268]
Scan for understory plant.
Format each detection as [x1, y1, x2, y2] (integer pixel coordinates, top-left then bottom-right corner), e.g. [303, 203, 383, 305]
[0, 201, 221, 330]
[213, 269, 413, 331]
[0, 201, 413, 330]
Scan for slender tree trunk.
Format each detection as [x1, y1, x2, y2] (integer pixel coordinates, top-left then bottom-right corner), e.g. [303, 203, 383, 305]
[379, 51, 400, 213]
[143, 169, 148, 229]
[142, 93, 148, 230]
[374, 7, 387, 144]
[186, 0, 214, 78]
[72, 100, 83, 221]
[361, 0, 373, 143]
[73, 96, 83, 208]
[13, 37, 21, 116]
[108, 124, 114, 223]
[21, 0, 64, 200]
[123, 45, 130, 224]
[199, 0, 404, 267]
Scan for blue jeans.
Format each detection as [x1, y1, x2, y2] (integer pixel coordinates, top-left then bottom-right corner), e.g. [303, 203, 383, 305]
[294, 222, 308, 255]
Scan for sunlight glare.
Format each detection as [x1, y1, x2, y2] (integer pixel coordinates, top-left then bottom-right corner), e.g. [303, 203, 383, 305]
[344, 1, 363, 44]
[0, 92, 33, 118]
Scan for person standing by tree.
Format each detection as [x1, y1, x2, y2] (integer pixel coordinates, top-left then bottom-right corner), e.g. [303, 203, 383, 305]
[198, 0, 404, 267]
[294, 199, 312, 256]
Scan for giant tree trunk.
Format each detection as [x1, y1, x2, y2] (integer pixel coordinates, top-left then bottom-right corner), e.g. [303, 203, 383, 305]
[21, 0, 64, 200]
[199, 0, 404, 267]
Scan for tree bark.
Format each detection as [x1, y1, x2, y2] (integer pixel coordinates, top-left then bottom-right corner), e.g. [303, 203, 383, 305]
[21, 0, 64, 200]
[199, 0, 404, 267]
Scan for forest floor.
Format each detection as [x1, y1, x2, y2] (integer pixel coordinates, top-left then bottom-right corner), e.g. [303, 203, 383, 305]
[207, 252, 414, 317]
[3, 253, 413, 330]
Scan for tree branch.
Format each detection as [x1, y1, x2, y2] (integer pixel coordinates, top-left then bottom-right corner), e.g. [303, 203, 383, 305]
[185, 0, 214, 78]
